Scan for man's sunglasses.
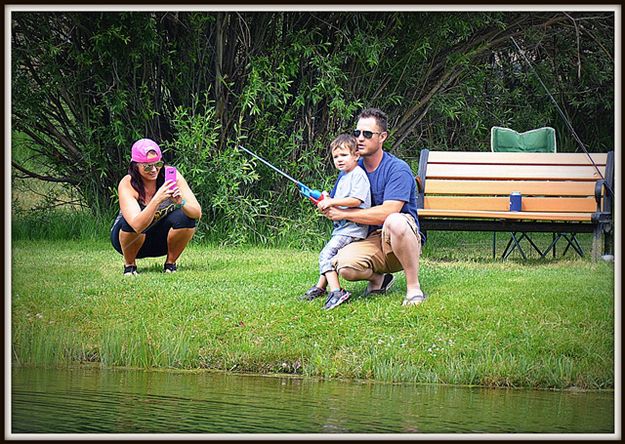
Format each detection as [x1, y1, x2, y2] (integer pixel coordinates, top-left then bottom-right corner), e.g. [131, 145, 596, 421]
[141, 161, 164, 172]
[353, 129, 383, 139]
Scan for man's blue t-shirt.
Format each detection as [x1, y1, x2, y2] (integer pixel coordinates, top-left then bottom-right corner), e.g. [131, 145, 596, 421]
[333, 151, 424, 243]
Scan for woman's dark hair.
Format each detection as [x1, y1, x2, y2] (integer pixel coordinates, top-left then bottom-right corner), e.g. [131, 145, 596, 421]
[128, 162, 165, 205]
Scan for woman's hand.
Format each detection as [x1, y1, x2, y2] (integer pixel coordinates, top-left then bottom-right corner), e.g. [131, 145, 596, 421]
[171, 184, 183, 205]
[153, 180, 177, 204]
[165, 171, 202, 220]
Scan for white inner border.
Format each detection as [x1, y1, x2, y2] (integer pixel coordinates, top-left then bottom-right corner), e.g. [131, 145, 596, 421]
[5, 3, 621, 441]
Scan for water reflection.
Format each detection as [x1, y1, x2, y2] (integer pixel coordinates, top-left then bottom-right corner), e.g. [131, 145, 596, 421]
[11, 367, 613, 433]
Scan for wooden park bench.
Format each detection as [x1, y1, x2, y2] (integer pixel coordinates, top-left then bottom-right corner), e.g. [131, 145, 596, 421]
[416, 150, 614, 260]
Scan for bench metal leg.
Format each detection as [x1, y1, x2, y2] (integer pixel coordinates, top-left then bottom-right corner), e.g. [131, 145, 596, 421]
[502, 232, 527, 260]
[592, 224, 603, 261]
[542, 233, 563, 258]
[519, 232, 545, 257]
[492, 232, 496, 259]
[560, 233, 584, 257]
[543, 232, 584, 258]
[501, 232, 545, 260]
[501, 235, 515, 259]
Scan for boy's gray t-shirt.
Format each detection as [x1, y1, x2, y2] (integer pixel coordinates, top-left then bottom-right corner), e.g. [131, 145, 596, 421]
[330, 166, 371, 238]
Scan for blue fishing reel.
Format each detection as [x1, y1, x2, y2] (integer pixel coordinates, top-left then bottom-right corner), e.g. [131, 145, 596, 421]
[297, 183, 324, 204]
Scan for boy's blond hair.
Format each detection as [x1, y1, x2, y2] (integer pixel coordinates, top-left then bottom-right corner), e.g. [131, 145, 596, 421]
[330, 134, 359, 155]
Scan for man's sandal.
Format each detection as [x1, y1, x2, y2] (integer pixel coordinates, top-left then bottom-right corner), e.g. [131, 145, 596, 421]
[363, 273, 395, 297]
[402, 293, 427, 307]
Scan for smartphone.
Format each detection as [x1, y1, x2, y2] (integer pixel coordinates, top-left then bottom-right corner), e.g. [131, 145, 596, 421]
[164, 166, 177, 189]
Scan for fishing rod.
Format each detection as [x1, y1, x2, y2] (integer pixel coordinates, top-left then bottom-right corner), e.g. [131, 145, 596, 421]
[238, 145, 324, 204]
[510, 36, 613, 197]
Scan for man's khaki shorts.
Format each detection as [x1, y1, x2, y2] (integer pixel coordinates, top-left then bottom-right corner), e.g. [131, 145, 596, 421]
[332, 213, 421, 274]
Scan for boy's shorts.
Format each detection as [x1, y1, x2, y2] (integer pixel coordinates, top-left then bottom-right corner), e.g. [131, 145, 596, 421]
[332, 213, 421, 274]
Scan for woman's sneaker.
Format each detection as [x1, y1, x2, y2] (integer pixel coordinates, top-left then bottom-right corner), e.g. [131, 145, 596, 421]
[123, 264, 138, 276]
[300, 286, 326, 301]
[322, 289, 351, 310]
[164, 263, 177, 273]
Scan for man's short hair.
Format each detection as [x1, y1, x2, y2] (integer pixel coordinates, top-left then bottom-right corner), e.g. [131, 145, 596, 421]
[358, 108, 388, 133]
[330, 134, 358, 155]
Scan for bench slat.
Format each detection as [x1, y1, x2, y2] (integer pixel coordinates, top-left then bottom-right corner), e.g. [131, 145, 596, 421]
[426, 164, 605, 181]
[424, 180, 597, 196]
[417, 209, 593, 222]
[427, 151, 608, 166]
[424, 196, 597, 212]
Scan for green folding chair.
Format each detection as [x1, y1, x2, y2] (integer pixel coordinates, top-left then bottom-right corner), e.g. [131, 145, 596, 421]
[490, 127, 572, 259]
[491, 126, 557, 153]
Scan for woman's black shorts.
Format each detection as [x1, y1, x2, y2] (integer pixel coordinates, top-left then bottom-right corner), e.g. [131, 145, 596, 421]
[111, 209, 197, 258]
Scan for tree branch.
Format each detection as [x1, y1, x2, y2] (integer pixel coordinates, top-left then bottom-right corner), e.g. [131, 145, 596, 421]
[11, 161, 79, 185]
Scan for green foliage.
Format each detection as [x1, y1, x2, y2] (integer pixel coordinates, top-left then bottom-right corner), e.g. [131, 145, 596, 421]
[11, 11, 615, 243]
[11, 208, 113, 242]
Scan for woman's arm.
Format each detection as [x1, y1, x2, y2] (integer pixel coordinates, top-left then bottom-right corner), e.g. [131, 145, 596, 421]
[118, 176, 174, 233]
[171, 172, 202, 220]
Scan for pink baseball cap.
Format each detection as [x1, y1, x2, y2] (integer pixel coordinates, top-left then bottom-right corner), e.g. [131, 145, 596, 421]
[131, 138, 162, 163]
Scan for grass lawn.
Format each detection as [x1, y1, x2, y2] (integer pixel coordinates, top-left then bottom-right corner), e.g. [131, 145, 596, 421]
[10, 236, 615, 390]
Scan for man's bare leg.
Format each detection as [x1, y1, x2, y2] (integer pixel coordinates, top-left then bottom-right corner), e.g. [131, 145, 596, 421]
[384, 213, 424, 302]
[338, 267, 385, 291]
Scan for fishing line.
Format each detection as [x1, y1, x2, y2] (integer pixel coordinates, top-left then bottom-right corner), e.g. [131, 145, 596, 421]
[510, 36, 613, 197]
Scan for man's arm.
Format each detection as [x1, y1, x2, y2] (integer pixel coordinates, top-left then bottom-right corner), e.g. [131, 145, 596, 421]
[322, 200, 404, 226]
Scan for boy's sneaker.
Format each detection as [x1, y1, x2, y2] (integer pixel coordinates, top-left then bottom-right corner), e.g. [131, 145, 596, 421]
[322, 289, 351, 310]
[300, 286, 326, 301]
[164, 263, 177, 273]
[123, 264, 138, 276]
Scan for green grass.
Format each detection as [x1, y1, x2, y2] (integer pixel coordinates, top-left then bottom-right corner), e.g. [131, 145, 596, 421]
[11, 238, 615, 390]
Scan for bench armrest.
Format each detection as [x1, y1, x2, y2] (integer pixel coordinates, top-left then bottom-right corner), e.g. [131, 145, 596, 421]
[594, 179, 605, 213]
[416, 176, 424, 193]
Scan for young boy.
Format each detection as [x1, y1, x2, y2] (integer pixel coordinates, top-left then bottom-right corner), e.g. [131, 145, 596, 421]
[301, 134, 371, 310]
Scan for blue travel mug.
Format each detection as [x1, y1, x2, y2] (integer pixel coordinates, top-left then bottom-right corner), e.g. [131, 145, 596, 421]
[509, 192, 522, 212]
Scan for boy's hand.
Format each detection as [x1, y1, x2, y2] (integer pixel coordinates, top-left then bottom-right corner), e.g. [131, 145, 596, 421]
[317, 196, 333, 211]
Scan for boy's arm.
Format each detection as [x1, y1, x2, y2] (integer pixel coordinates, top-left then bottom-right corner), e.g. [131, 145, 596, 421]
[322, 200, 404, 226]
[324, 196, 363, 208]
[319, 169, 369, 211]
[325, 165, 413, 225]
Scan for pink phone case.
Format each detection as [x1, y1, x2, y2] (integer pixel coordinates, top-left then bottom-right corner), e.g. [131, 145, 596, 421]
[165, 166, 177, 189]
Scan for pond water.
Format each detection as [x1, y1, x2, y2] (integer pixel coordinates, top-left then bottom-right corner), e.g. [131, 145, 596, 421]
[11, 366, 614, 435]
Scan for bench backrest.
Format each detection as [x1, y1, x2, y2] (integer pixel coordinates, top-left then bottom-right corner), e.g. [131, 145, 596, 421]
[417, 150, 613, 217]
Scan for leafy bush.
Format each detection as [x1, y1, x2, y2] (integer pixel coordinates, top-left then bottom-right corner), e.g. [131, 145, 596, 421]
[11, 11, 615, 244]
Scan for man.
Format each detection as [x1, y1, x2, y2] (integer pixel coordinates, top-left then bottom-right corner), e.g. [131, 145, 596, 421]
[322, 108, 426, 306]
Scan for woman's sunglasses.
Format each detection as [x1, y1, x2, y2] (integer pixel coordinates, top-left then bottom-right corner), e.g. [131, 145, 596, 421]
[141, 161, 164, 172]
[353, 129, 382, 139]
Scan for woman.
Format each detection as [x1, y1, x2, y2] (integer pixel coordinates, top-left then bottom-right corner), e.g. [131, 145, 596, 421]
[111, 138, 202, 275]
